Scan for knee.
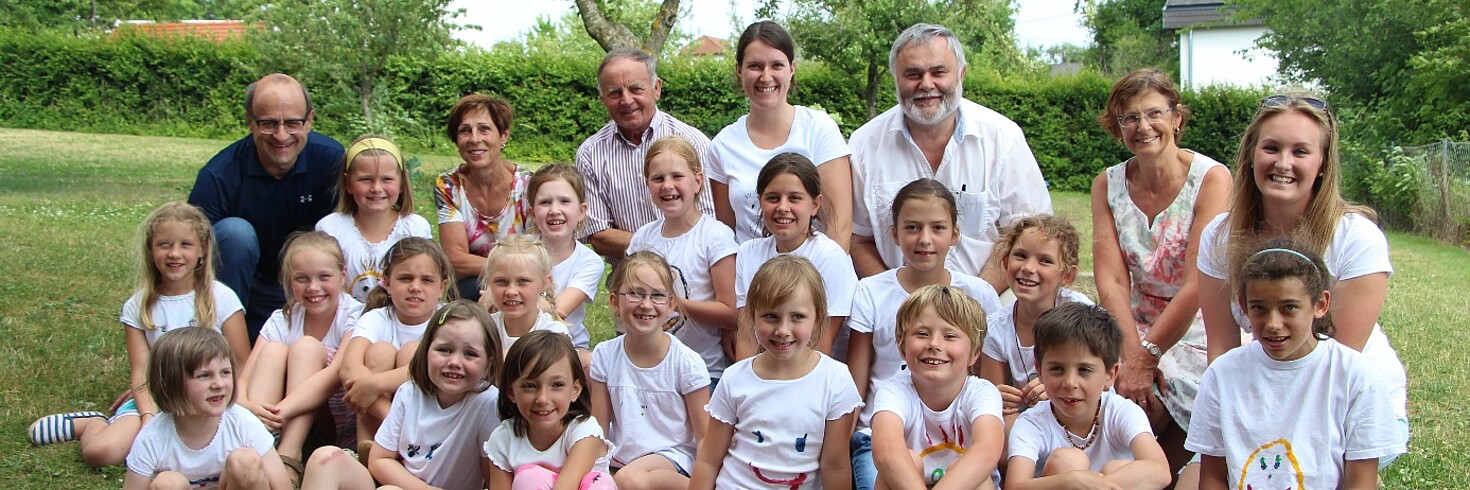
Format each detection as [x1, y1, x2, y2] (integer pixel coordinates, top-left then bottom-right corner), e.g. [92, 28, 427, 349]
[364, 342, 398, 371]
[396, 342, 419, 367]
[214, 218, 259, 253]
[80, 432, 131, 468]
[1043, 447, 1091, 476]
[612, 469, 641, 490]
[259, 340, 290, 364]
[224, 448, 268, 486]
[288, 336, 327, 365]
[306, 445, 353, 471]
[148, 471, 191, 490]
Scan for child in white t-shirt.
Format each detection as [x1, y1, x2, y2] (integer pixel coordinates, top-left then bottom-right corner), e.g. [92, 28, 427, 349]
[315, 136, 433, 303]
[1186, 241, 1404, 489]
[526, 164, 605, 348]
[485, 331, 615, 489]
[124, 327, 290, 489]
[690, 255, 864, 490]
[589, 251, 712, 488]
[479, 235, 573, 353]
[1006, 303, 1170, 489]
[302, 300, 504, 490]
[870, 285, 1005, 489]
[628, 136, 739, 381]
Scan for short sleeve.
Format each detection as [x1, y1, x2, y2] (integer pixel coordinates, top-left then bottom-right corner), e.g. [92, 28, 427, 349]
[351, 309, 386, 343]
[964, 379, 1005, 424]
[433, 172, 463, 225]
[212, 282, 244, 326]
[676, 344, 713, 395]
[1343, 364, 1406, 460]
[705, 132, 730, 184]
[1196, 214, 1229, 280]
[981, 311, 1010, 363]
[870, 380, 913, 420]
[188, 166, 229, 223]
[1104, 394, 1153, 448]
[823, 360, 864, 420]
[1332, 214, 1393, 281]
[847, 284, 877, 334]
[125, 424, 161, 477]
[234, 407, 277, 455]
[1006, 409, 1047, 461]
[565, 246, 605, 297]
[804, 108, 851, 165]
[1184, 368, 1225, 456]
[407, 214, 434, 239]
[850, 143, 874, 238]
[373, 383, 413, 451]
[588, 342, 614, 384]
[484, 421, 516, 472]
[814, 243, 859, 317]
[705, 374, 738, 425]
[702, 218, 740, 262]
[120, 292, 144, 329]
[259, 309, 290, 343]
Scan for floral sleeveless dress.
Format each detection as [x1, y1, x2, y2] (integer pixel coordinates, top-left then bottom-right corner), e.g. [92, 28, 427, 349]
[1106, 151, 1224, 429]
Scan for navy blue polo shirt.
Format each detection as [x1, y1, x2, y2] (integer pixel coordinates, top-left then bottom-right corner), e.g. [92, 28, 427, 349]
[188, 131, 345, 280]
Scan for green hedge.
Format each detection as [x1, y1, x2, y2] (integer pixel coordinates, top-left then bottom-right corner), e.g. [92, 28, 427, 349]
[0, 30, 1264, 192]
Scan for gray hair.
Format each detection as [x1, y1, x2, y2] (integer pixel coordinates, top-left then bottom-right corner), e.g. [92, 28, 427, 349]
[244, 73, 314, 119]
[888, 23, 968, 77]
[597, 49, 659, 95]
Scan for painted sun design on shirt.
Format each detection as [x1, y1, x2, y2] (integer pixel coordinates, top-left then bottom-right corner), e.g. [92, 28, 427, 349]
[1238, 438, 1304, 490]
[919, 423, 968, 485]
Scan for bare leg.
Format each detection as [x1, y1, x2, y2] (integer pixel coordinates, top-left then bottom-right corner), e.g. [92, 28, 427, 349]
[247, 341, 290, 410]
[613, 454, 691, 490]
[301, 446, 375, 490]
[1174, 462, 1201, 490]
[356, 342, 397, 444]
[277, 337, 328, 461]
[1042, 447, 1093, 476]
[77, 415, 141, 467]
[148, 471, 191, 490]
[220, 447, 270, 490]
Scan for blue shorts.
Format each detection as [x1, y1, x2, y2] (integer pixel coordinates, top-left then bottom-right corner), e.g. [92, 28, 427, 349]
[108, 399, 139, 423]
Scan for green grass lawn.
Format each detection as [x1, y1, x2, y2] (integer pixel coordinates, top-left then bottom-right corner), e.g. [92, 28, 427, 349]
[1, 128, 1464, 488]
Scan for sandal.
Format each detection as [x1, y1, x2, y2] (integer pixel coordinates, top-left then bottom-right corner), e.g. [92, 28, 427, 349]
[280, 455, 304, 489]
[29, 411, 105, 446]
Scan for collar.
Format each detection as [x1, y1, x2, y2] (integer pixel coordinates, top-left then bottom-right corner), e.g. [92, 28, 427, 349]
[891, 102, 971, 148]
[612, 109, 664, 147]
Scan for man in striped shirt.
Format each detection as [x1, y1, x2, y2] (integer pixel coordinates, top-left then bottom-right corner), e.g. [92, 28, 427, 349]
[575, 48, 716, 260]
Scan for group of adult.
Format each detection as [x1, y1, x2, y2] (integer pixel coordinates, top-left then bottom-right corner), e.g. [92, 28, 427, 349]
[189, 20, 1405, 486]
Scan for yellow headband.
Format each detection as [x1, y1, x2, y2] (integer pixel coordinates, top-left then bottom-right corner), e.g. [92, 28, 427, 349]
[345, 137, 404, 171]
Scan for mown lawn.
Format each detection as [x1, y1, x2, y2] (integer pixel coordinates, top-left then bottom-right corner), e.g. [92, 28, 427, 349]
[0, 128, 1463, 488]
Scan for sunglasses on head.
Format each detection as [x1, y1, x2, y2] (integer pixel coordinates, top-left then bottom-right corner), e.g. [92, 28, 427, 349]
[1261, 94, 1330, 112]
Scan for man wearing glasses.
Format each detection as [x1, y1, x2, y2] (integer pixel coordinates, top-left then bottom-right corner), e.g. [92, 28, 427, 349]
[189, 73, 345, 340]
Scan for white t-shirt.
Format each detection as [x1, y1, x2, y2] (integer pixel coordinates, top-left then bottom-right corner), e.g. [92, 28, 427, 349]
[493, 310, 570, 349]
[552, 242, 604, 348]
[850, 269, 1003, 386]
[707, 106, 851, 242]
[316, 212, 434, 303]
[120, 281, 244, 345]
[735, 232, 858, 361]
[375, 382, 501, 490]
[706, 354, 863, 489]
[1197, 212, 1407, 420]
[126, 404, 274, 488]
[1008, 392, 1153, 475]
[980, 288, 1095, 387]
[350, 305, 434, 348]
[627, 214, 740, 378]
[872, 374, 1004, 486]
[1185, 339, 1405, 488]
[484, 416, 614, 475]
[588, 333, 711, 470]
[258, 293, 363, 356]
[849, 99, 1052, 276]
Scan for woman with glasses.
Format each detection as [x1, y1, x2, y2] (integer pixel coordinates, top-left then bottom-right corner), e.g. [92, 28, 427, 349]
[1184, 91, 1409, 486]
[1090, 68, 1232, 475]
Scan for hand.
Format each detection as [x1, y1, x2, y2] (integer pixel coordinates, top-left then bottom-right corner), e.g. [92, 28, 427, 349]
[1058, 471, 1124, 490]
[254, 403, 285, 432]
[1117, 345, 1160, 411]
[720, 328, 738, 361]
[998, 384, 1026, 414]
[342, 375, 380, 413]
[479, 290, 499, 313]
[1020, 377, 1049, 407]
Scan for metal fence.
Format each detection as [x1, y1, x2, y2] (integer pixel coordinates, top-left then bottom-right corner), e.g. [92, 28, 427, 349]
[1389, 140, 1470, 244]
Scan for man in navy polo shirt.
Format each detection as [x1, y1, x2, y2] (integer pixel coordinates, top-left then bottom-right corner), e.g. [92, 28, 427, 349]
[189, 73, 344, 340]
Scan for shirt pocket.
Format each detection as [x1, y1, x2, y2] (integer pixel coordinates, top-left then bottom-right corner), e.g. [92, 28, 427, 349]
[955, 189, 998, 238]
[873, 181, 908, 235]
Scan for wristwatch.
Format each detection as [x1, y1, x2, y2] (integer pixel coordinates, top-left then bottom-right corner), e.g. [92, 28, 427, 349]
[1139, 339, 1163, 359]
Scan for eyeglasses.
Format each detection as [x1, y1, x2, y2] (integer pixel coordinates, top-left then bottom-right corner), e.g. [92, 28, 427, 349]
[1261, 94, 1330, 112]
[253, 118, 308, 135]
[1116, 107, 1174, 128]
[618, 290, 671, 305]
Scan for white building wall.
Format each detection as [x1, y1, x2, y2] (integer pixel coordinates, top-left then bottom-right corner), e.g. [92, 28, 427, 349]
[1178, 26, 1278, 89]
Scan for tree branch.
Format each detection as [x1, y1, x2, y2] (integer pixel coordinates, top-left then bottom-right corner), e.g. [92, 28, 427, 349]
[641, 0, 681, 56]
[573, 0, 639, 52]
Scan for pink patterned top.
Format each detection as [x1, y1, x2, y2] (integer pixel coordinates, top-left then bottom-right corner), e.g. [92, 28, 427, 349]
[433, 165, 531, 256]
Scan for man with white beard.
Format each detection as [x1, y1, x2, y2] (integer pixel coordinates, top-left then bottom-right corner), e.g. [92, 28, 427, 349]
[848, 23, 1051, 291]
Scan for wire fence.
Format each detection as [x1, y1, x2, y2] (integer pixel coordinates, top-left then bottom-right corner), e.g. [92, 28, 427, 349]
[1375, 139, 1470, 245]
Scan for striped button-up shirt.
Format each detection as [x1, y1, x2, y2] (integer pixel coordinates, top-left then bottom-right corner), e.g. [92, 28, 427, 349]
[575, 110, 715, 238]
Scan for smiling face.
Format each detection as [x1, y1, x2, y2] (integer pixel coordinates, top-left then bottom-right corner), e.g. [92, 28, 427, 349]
[151, 219, 204, 294]
[184, 356, 235, 418]
[760, 172, 822, 252]
[455, 108, 507, 169]
[384, 254, 446, 325]
[894, 37, 964, 127]
[891, 196, 958, 273]
[753, 282, 819, 362]
[288, 247, 345, 319]
[739, 39, 794, 109]
[1251, 111, 1325, 214]
[645, 151, 703, 221]
[1038, 340, 1117, 422]
[427, 319, 491, 407]
[248, 80, 312, 176]
[598, 57, 662, 141]
[609, 264, 674, 336]
[346, 153, 403, 215]
[1117, 90, 1181, 158]
[899, 305, 979, 385]
[486, 254, 550, 322]
[510, 354, 582, 437]
[531, 179, 587, 242]
[1244, 277, 1327, 361]
[1004, 228, 1074, 305]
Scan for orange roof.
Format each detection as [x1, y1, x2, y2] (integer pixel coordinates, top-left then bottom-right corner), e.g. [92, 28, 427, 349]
[111, 21, 254, 43]
[683, 35, 727, 57]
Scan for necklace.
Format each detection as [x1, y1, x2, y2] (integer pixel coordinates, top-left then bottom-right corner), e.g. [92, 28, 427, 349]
[1051, 398, 1102, 450]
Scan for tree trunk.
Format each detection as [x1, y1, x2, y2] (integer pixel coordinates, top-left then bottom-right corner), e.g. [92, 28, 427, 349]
[641, 0, 682, 57]
[864, 60, 880, 119]
[574, 0, 681, 56]
[359, 81, 374, 126]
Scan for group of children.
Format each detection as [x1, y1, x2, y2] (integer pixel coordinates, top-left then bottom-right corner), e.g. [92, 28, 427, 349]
[29, 130, 1401, 490]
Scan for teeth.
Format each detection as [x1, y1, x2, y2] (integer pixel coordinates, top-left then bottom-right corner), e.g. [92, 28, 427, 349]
[921, 358, 946, 365]
[1015, 278, 1039, 287]
[1269, 175, 1295, 184]
[547, 219, 566, 226]
[773, 217, 795, 225]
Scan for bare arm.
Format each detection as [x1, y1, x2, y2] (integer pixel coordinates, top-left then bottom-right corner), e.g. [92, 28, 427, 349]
[124, 326, 158, 416]
[221, 311, 250, 366]
[932, 415, 1004, 490]
[872, 411, 926, 489]
[368, 442, 438, 490]
[1197, 454, 1229, 490]
[273, 343, 349, 420]
[122, 471, 152, 490]
[688, 417, 735, 490]
[438, 222, 487, 280]
[1330, 273, 1389, 352]
[851, 234, 890, 279]
[683, 386, 712, 444]
[260, 448, 295, 490]
[338, 336, 373, 385]
[712, 181, 737, 232]
[553, 437, 610, 490]
[846, 331, 873, 401]
[680, 255, 737, 328]
[1342, 458, 1381, 490]
[1198, 273, 1240, 364]
[1099, 433, 1171, 490]
[553, 288, 590, 320]
[488, 460, 514, 490]
[818, 157, 854, 251]
[817, 317, 845, 356]
[588, 228, 632, 259]
[588, 379, 613, 435]
[818, 413, 855, 490]
[1090, 173, 1158, 406]
[1143, 166, 1231, 352]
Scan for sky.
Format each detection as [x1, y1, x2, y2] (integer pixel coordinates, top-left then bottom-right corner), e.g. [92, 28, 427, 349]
[451, 0, 1088, 50]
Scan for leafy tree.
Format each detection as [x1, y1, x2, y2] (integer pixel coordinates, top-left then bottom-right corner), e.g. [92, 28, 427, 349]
[1077, 0, 1176, 76]
[778, 0, 1027, 119]
[1, 0, 253, 30]
[246, 0, 464, 128]
[573, 0, 687, 56]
